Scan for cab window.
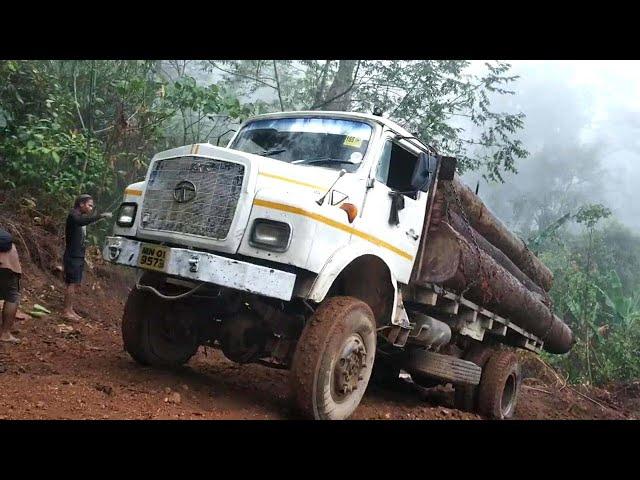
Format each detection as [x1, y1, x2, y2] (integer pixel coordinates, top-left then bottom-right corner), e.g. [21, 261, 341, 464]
[375, 140, 419, 194]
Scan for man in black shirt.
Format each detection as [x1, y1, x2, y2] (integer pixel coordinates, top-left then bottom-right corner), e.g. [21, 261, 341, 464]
[63, 194, 111, 321]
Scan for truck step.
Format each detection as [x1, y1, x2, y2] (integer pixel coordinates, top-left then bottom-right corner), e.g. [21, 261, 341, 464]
[403, 348, 482, 386]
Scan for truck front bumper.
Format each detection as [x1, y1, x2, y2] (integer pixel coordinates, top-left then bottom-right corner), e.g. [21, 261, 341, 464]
[102, 236, 296, 301]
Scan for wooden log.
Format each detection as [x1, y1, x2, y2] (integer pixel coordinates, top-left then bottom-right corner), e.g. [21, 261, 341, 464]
[417, 222, 573, 354]
[448, 210, 550, 304]
[441, 176, 554, 292]
[430, 188, 549, 304]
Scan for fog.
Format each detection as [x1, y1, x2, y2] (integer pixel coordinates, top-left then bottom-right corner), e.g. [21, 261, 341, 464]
[462, 60, 640, 233]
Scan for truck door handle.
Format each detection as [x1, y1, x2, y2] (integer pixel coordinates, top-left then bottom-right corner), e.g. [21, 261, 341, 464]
[406, 229, 419, 241]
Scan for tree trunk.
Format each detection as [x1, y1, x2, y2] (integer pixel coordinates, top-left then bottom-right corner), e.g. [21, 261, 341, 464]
[417, 222, 573, 354]
[319, 60, 357, 111]
[442, 175, 554, 292]
[448, 210, 550, 304]
[313, 60, 331, 108]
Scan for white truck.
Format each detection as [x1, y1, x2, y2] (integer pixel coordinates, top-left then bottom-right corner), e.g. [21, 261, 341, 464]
[103, 110, 571, 420]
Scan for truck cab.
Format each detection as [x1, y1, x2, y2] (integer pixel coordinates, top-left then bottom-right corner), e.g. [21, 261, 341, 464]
[104, 111, 525, 420]
[108, 111, 432, 299]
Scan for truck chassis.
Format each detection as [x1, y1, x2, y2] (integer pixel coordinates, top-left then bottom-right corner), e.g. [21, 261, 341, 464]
[399, 282, 544, 354]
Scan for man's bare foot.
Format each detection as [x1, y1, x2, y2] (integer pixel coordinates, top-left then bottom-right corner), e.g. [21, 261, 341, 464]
[0, 333, 21, 344]
[62, 310, 82, 321]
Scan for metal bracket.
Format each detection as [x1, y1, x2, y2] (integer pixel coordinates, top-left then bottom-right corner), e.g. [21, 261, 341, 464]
[392, 291, 411, 329]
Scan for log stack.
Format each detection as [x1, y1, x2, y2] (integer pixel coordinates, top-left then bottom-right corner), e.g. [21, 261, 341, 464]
[416, 176, 573, 354]
[446, 176, 554, 291]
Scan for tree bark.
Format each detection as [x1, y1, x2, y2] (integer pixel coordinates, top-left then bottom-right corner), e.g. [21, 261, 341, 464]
[442, 175, 554, 292]
[313, 60, 331, 108]
[318, 60, 357, 111]
[448, 209, 550, 304]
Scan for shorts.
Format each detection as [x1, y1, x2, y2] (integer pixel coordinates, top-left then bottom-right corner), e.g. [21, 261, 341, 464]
[0, 268, 21, 303]
[64, 255, 84, 285]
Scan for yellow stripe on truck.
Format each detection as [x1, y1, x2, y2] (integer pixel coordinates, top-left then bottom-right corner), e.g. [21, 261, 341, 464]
[124, 189, 142, 196]
[258, 172, 327, 191]
[253, 199, 414, 261]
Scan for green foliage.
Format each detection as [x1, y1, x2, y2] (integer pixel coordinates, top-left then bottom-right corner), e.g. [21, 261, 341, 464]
[0, 116, 109, 208]
[538, 210, 640, 385]
[162, 75, 250, 145]
[575, 203, 612, 229]
[0, 60, 246, 225]
[1, 59, 525, 226]
[205, 60, 528, 182]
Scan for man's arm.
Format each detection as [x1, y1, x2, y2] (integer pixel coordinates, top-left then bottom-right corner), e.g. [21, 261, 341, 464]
[69, 210, 110, 226]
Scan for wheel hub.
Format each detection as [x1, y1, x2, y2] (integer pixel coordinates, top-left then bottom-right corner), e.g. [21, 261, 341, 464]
[158, 308, 194, 343]
[501, 372, 517, 417]
[334, 335, 368, 397]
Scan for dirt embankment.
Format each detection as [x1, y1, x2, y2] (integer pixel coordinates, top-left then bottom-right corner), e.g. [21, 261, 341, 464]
[0, 208, 637, 420]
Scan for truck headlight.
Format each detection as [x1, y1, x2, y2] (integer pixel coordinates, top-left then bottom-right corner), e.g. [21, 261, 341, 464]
[249, 219, 291, 252]
[116, 203, 138, 227]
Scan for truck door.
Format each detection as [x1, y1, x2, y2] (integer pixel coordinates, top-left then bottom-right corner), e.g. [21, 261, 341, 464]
[351, 133, 428, 284]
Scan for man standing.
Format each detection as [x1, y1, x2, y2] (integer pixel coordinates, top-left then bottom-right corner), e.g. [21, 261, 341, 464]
[63, 194, 111, 321]
[0, 228, 22, 344]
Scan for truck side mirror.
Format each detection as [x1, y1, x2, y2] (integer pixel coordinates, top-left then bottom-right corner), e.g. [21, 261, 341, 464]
[409, 153, 438, 192]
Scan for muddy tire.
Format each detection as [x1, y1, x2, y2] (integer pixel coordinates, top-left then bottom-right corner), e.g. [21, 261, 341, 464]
[477, 349, 521, 419]
[122, 288, 199, 369]
[290, 296, 376, 420]
[454, 344, 495, 412]
[122, 288, 152, 366]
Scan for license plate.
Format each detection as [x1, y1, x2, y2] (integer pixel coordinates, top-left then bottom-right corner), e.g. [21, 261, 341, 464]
[138, 243, 170, 272]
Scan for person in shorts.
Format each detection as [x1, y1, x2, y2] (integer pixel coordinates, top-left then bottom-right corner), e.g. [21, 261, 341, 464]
[0, 228, 22, 344]
[63, 194, 111, 321]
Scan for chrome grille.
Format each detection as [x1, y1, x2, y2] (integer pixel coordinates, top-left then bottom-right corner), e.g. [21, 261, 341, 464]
[141, 156, 245, 240]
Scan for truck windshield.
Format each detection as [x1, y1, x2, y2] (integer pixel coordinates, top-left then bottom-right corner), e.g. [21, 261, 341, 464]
[229, 117, 373, 173]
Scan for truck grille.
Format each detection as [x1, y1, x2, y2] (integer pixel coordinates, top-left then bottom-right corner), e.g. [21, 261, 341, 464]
[140, 156, 245, 240]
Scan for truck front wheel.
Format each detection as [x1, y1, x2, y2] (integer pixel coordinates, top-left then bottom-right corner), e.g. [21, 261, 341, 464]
[122, 288, 199, 369]
[290, 296, 376, 420]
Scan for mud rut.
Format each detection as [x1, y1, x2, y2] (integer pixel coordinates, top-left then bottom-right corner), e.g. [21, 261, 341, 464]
[0, 257, 634, 420]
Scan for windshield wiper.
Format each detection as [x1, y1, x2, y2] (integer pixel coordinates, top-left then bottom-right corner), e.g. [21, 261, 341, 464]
[260, 148, 287, 157]
[293, 158, 358, 166]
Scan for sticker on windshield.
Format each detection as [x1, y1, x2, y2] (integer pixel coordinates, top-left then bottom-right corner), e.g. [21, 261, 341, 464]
[343, 136, 363, 148]
[350, 152, 363, 163]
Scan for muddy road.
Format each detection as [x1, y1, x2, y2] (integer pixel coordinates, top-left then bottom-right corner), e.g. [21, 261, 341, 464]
[0, 249, 636, 420]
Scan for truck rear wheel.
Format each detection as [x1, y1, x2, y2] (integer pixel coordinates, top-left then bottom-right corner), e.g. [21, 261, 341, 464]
[290, 296, 376, 420]
[454, 344, 495, 412]
[122, 288, 199, 369]
[477, 349, 521, 419]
